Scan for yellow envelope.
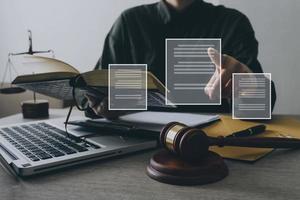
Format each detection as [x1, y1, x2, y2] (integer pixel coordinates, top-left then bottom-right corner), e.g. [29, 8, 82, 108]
[202, 115, 300, 162]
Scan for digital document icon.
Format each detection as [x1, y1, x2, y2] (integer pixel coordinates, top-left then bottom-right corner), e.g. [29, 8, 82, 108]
[165, 38, 221, 105]
[109, 64, 147, 110]
[233, 73, 272, 119]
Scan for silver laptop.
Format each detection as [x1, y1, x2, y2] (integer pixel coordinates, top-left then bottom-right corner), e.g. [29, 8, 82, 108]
[0, 118, 157, 177]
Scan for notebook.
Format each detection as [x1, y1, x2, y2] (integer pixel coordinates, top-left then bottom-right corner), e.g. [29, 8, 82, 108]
[68, 111, 220, 137]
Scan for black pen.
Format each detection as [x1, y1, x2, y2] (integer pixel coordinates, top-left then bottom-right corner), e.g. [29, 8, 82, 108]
[227, 124, 266, 138]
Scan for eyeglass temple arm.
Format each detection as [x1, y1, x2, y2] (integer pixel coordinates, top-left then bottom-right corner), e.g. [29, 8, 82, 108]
[64, 106, 74, 138]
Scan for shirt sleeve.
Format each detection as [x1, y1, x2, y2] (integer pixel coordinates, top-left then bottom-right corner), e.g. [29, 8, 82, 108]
[226, 14, 261, 72]
[87, 14, 132, 118]
[95, 14, 131, 70]
[227, 14, 277, 112]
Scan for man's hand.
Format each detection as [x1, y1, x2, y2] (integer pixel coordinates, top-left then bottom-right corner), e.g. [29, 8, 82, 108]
[85, 94, 126, 120]
[204, 48, 252, 100]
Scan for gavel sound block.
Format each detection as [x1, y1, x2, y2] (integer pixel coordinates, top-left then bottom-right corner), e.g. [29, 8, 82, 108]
[146, 122, 300, 186]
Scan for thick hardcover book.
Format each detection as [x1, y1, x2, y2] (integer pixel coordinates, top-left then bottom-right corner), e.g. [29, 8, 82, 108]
[12, 55, 171, 108]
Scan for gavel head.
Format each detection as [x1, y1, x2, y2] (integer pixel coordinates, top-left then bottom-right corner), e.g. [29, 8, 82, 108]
[160, 122, 210, 162]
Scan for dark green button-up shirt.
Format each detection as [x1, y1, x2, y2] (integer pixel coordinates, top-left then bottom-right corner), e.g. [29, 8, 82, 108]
[94, 0, 276, 113]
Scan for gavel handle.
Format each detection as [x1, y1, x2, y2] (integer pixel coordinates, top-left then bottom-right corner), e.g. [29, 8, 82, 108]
[209, 136, 300, 149]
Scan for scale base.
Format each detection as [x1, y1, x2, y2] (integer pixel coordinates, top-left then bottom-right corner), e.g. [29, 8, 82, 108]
[21, 100, 49, 119]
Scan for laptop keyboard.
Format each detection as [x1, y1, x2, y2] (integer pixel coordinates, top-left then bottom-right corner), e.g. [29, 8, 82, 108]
[0, 123, 97, 162]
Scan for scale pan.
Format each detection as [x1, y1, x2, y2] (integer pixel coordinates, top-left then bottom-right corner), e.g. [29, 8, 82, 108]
[0, 87, 26, 94]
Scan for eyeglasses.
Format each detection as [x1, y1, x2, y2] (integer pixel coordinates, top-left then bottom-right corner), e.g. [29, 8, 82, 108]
[73, 85, 89, 111]
[71, 75, 89, 111]
[64, 74, 106, 137]
[71, 75, 106, 111]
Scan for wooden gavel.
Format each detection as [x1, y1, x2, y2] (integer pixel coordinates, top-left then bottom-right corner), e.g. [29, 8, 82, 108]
[160, 122, 300, 162]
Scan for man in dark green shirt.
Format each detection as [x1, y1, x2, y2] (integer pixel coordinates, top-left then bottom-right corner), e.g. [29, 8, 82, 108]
[86, 0, 276, 119]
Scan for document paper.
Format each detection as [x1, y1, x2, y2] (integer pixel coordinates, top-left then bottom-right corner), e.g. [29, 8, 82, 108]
[233, 73, 271, 119]
[109, 64, 147, 110]
[166, 38, 221, 105]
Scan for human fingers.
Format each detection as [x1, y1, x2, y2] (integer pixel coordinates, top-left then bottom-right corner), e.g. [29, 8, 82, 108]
[85, 94, 101, 108]
[208, 47, 221, 69]
[205, 70, 218, 98]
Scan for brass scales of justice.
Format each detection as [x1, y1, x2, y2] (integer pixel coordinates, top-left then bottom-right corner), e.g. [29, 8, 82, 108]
[0, 30, 55, 118]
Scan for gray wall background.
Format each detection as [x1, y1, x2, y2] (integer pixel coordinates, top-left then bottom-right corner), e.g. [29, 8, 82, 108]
[0, 0, 299, 115]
